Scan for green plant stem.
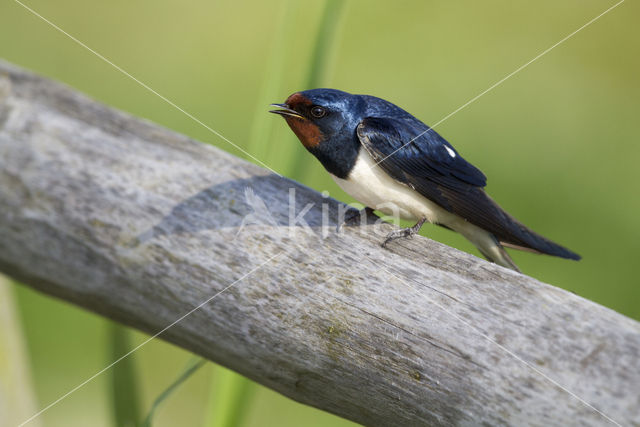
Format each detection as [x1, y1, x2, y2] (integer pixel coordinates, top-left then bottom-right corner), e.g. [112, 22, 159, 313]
[245, 0, 296, 164]
[200, 5, 303, 427]
[141, 357, 206, 427]
[108, 323, 141, 427]
[288, 0, 348, 180]
[303, 0, 347, 90]
[204, 366, 256, 427]
[0, 277, 40, 426]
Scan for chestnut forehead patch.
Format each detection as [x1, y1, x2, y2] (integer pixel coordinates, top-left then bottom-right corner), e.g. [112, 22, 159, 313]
[285, 92, 312, 108]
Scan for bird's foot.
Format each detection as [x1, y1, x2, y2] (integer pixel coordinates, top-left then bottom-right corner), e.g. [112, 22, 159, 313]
[336, 206, 375, 232]
[382, 218, 427, 248]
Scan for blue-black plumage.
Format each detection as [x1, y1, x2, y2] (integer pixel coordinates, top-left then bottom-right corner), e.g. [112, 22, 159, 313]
[270, 88, 580, 271]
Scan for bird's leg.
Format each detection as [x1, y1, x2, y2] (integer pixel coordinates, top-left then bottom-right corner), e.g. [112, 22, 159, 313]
[336, 206, 375, 232]
[382, 217, 427, 248]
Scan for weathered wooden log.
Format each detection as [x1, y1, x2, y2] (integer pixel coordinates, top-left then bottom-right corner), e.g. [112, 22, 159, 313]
[0, 60, 638, 427]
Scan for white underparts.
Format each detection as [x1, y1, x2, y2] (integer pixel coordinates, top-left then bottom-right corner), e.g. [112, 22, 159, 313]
[331, 149, 515, 269]
[331, 150, 455, 223]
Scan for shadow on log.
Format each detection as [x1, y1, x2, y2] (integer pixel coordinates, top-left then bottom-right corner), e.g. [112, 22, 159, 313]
[0, 60, 638, 426]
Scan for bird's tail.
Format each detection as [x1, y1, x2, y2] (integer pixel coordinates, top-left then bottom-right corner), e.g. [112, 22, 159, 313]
[478, 239, 521, 272]
[457, 189, 582, 262]
[457, 224, 521, 271]
[491, 203, 581, 261]
[440, 187, 580, 269]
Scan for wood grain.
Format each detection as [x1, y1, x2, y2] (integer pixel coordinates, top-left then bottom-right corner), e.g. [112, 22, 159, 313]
[0, 60, 638, 427]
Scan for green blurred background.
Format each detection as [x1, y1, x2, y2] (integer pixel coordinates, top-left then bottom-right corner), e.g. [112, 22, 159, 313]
[1, 0, 638, 426]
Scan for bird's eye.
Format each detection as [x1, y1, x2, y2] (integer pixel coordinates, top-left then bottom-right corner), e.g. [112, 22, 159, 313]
[310, 106, 327, 118]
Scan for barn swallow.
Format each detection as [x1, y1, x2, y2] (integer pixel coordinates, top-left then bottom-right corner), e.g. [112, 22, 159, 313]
[270, 89, 580, 271]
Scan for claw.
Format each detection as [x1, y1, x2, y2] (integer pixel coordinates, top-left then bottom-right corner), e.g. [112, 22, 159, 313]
[381, 217, 427, 248]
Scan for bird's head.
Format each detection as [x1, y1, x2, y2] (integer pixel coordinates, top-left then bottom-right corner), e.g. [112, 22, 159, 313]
[269, 89, 363, 150]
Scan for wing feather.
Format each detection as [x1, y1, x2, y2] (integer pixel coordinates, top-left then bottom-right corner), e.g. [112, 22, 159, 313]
[356, 117, 580, 260]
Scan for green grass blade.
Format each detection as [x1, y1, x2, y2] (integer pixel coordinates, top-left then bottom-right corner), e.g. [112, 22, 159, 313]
[245, 0, 297, 164]
[201, 5, 303, 426]
[212, 4, 347, 422]
[303, 0, 347, 90]
[0, 277, 41, 426]
[141, 357, 206, 427]
[287, 0, 348, 180]
[108, 323, 142, 427]
[204, 366, 255, 427]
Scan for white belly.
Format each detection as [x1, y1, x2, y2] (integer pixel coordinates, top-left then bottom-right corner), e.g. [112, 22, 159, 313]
[330, 150, 455, 224]
[331, 150, 520, 269]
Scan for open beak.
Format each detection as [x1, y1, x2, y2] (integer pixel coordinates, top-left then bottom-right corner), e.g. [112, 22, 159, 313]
[269, 103, 305, 119]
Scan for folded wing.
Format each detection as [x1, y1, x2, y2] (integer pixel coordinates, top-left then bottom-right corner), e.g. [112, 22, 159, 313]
[356, 117, 580, 260]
